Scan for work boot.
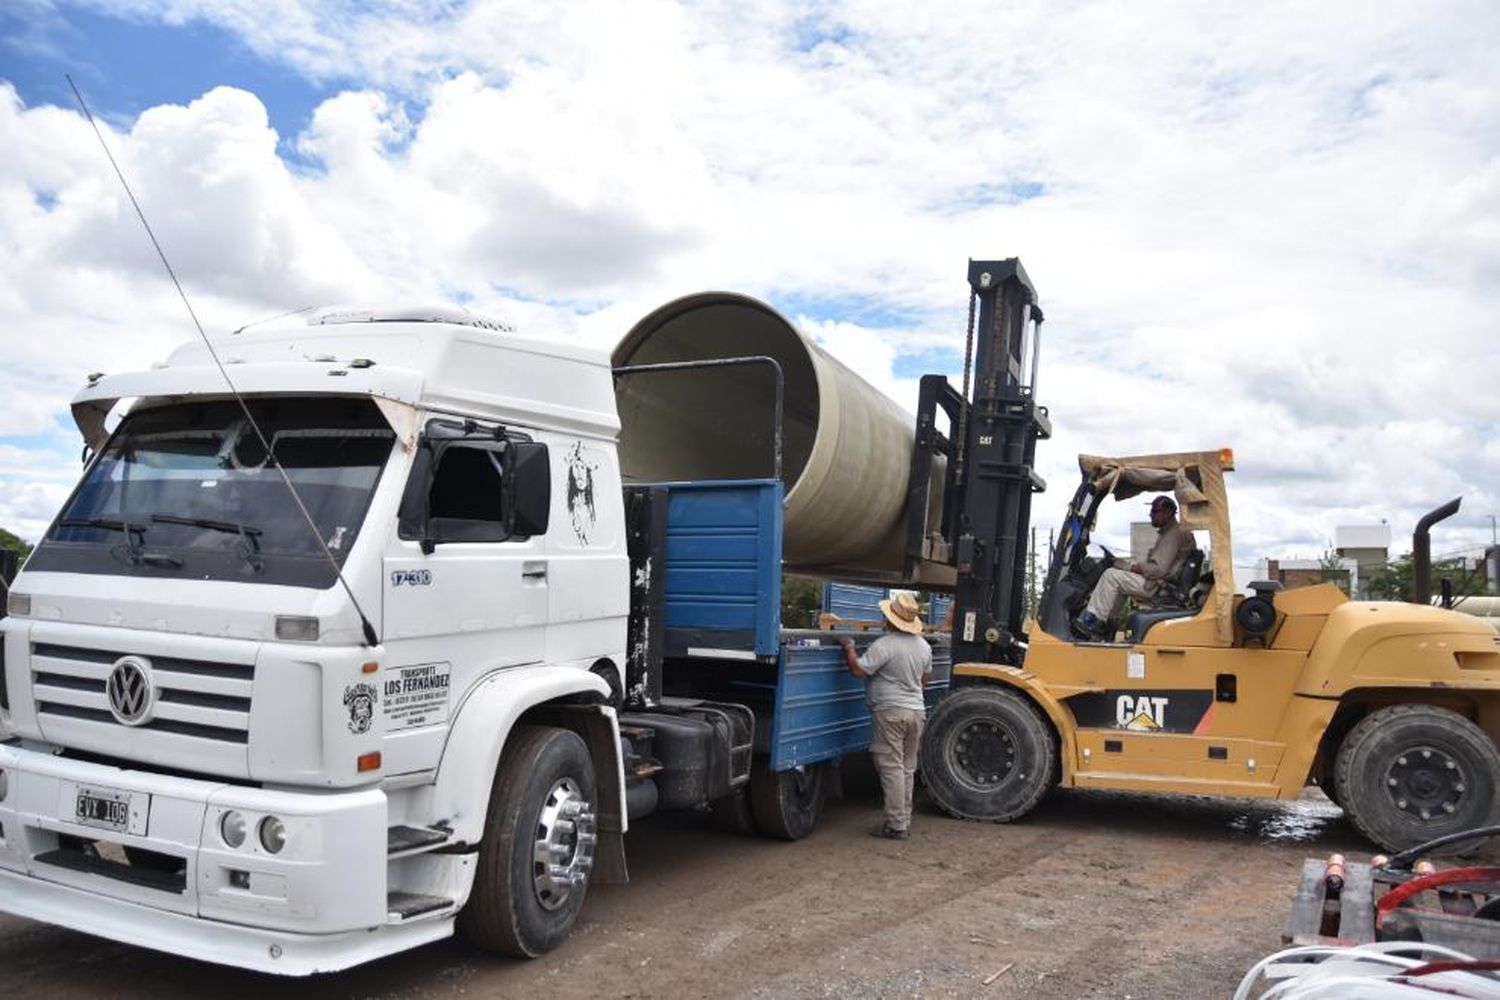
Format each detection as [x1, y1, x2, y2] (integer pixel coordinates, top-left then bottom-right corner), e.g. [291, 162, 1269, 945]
[870, 823, 909, 840]
[1073, 610, 1108, 641]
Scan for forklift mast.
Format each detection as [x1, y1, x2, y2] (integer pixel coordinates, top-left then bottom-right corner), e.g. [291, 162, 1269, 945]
[908, 259, 1050, 666]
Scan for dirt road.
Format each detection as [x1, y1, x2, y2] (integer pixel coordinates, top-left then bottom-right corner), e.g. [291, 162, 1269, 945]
[0, 766, 1370, 999]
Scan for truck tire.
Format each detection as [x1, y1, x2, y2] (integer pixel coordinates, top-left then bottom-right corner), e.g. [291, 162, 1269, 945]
[459, 724, 598, 958]
[920, 687, 1056, 822]
[749, 760, 830, 840]
[1335, 704, 1500, 854]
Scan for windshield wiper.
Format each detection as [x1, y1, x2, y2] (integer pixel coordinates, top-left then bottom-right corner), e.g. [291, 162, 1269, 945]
[151, 514, 264, 572]
[57, 516, 147, 536]
[56, 517, 183, 569]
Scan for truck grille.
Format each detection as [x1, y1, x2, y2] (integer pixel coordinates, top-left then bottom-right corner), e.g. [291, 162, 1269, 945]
[31, 642, 254, 744]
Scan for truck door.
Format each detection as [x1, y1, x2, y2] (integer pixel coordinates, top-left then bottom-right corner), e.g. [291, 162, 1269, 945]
[543, 437, 629, 672]
[381, 433, 549, 772]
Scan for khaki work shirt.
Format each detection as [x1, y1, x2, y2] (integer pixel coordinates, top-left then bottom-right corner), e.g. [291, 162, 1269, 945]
[1116, 519, 1197, 593]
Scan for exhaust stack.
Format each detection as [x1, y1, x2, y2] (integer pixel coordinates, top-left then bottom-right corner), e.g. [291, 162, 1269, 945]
[1412, 497, 1462, 605]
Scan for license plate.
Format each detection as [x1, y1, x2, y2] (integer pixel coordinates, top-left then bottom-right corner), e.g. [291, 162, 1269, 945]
[73, 785, 143, 834]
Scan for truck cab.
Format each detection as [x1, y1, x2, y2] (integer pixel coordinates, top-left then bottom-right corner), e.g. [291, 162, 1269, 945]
[0, 305, 631, 973]
[0, 297, 957, 975]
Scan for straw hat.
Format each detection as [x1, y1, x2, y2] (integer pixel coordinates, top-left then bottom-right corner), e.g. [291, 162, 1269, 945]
[879, 592, 924, 635]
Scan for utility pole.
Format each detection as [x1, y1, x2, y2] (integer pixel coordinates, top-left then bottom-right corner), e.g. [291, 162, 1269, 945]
[1028, 525, 1038, 617]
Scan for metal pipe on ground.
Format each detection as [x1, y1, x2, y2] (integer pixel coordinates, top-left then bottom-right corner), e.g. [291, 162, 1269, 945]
[612, 292, 941, 577]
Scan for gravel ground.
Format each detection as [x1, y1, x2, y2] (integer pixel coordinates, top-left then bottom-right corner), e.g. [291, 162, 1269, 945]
[0, 761, 1389, 999]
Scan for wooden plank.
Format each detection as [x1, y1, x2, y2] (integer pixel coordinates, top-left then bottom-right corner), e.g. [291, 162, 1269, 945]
[1284, 857, 1328, 944]
[1339, 861, 1376, 943]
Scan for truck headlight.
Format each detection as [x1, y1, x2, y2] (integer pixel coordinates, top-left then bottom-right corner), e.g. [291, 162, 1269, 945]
[259, 815, 287, 854]
[220, 810, 247, 849]
[274, 615, 319, 641]
[6, 593, 28, 617]
[0, 767, 8, 802]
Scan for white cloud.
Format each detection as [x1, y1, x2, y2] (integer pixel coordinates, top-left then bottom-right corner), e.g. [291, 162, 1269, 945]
[1, 0, 1497, 567]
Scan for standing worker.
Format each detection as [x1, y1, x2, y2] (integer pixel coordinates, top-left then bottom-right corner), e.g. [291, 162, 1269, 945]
[838, 592, 933, 840]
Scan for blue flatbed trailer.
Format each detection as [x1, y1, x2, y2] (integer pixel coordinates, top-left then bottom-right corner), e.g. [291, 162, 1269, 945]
[619, 478, 949, 836]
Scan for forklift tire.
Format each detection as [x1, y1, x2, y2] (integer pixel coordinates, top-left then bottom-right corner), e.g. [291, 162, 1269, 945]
[920, 687, 1057, 823]
[459, 725, 598, 958]
[749, 760, 830, 840]
[1334, 704, 1500, 854]
[708, 784, 759, 836]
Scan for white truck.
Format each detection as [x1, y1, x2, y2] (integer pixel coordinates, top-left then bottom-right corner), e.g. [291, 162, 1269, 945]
[0, 296, 960, 974]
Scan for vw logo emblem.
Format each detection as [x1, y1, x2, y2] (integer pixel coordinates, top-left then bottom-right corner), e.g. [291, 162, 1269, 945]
[107, 655, 155, 726]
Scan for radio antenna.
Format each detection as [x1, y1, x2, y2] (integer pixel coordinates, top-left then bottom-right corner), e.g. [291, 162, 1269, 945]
[66, 75, 380, 647]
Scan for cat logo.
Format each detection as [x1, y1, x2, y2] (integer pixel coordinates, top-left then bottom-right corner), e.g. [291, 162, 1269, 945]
[1116, 694, 1168, 731]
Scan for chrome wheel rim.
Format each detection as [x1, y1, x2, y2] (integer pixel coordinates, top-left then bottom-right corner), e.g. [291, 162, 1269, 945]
[532, 777, 597, 910]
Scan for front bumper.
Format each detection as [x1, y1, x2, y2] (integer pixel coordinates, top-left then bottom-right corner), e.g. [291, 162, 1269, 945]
[0, 742, 441, 974]
[0, 868, 453, 975]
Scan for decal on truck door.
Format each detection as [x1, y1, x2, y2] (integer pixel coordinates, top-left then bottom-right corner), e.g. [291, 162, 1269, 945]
[1066, 690, 1215, 734]
[383, 662, 453, 731]
[565, 441, 599, 544]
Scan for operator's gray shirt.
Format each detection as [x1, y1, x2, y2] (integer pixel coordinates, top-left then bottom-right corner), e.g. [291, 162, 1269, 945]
[857, 633, 932, 713]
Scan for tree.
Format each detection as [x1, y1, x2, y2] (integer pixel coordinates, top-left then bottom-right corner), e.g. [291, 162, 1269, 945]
[0, 526, 30, 582]
[1365, 553, 1485, 604]
[781, 574, 822, 628]
[0, 527, 31, 560]
[1317, 548, 1351, 596]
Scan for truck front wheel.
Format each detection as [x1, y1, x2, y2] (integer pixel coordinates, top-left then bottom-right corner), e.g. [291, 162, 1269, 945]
[920, 687, 1057, 822]
[459, 724, 598, 957]
[1335, 704, 1500, 854]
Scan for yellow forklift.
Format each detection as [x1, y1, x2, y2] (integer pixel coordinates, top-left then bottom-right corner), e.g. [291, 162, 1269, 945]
[908, 263, 1500, 852]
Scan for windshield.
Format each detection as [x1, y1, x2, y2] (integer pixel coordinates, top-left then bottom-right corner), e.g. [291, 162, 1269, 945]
[30, 397, 397, 588]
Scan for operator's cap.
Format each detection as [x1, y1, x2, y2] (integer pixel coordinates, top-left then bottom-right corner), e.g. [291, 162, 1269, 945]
[1148, 495, 1177, 513]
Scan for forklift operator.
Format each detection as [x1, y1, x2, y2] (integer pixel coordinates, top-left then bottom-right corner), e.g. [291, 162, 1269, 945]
[1076, 494, 1197, 639]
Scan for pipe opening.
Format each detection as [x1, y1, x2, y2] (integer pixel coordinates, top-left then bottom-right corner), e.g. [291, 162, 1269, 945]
[613, 296, 819, 489]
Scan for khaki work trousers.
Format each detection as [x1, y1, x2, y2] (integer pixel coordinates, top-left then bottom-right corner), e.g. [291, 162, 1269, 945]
[1085, 566, 1155, 621]
[870, 707, 925, 832]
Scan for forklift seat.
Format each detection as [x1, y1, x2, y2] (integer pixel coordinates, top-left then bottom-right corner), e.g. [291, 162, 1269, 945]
[1156, 548, 1205, 609]
[1123, 549, 1208, 641]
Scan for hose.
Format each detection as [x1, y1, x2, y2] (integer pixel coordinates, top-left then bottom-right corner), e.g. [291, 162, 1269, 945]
[1235, 941, 1500, 999]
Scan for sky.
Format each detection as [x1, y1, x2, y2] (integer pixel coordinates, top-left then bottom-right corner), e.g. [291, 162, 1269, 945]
[1, 0, 1498, 571]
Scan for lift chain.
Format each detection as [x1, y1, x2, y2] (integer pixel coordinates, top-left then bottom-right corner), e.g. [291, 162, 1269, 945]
[955, 288, 977, 486]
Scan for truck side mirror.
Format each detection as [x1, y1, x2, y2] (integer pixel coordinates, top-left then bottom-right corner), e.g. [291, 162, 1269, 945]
[507, 442, 551, 537]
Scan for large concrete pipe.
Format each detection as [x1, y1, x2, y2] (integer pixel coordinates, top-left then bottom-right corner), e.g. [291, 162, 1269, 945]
[612, 292, 936, 576]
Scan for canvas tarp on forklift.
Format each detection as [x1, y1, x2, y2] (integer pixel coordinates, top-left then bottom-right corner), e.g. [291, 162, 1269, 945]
[1078, 449, 1235, 643]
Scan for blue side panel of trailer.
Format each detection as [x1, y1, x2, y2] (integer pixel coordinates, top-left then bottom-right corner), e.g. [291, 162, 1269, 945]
[768, 636, 952, 770]
[927, 594, 953, 626]
[820, 581, 952, 628]
[657, 479, 783, 658]
[820, 581, 888, 623]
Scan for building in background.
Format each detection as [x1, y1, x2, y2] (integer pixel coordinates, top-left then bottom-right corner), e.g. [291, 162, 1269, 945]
[1335, 524, 1392, 598]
